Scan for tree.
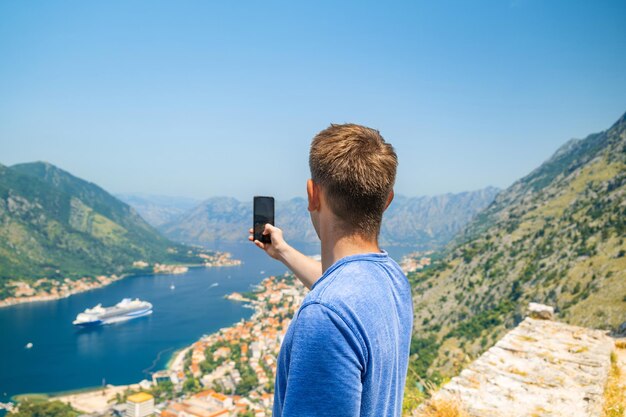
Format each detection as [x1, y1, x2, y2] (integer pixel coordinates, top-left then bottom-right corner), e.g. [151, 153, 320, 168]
[183, 377, 201, 393]
[12, 400, 79, 417]
[151, 380, 175, 401]
[235, 364, 258, 395]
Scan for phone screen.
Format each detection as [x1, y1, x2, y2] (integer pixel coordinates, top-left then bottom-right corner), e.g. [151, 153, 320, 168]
[253, 196, 275, 243]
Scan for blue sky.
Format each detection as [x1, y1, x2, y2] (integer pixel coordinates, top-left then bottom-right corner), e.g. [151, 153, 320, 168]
[1, 1, 625, 200]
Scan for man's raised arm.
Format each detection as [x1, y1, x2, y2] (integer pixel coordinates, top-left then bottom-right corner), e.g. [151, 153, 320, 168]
[248, 224, 322, 289]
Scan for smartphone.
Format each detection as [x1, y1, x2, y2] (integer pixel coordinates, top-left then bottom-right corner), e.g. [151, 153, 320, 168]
[253, 196, 275, 244]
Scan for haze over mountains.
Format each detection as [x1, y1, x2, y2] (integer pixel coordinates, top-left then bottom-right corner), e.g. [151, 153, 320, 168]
[122, 188, 500, 249]
[403, 111, 626, 396]
[0, 159, 499, 301]
[115, 193, 200, 227]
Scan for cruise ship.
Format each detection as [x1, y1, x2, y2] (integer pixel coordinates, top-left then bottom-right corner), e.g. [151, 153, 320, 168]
[73, 298, 153, 326]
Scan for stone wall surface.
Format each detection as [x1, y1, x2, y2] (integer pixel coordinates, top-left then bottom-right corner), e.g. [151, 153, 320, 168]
[424, 317, 614, 417]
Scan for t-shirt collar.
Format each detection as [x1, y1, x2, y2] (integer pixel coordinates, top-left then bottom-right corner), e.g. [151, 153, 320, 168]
[311, 250, 389, 291]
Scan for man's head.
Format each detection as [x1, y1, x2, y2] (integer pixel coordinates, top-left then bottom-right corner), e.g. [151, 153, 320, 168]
[308, 123, 397, 240]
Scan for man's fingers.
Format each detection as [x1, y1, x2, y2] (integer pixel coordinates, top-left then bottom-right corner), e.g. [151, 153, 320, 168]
[248, 228, 253, 234]
[254, 240, 265, 250]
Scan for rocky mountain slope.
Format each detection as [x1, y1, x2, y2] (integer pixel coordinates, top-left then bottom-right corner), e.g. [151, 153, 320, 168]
[0, 162, 202, 297]
[404, 112, 626, 396]
[158, 188, 500, 248]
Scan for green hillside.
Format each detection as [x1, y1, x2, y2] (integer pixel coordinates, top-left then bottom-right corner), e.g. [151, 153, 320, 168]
[0, 162, 204, 298]
[404, 112, 626, 406]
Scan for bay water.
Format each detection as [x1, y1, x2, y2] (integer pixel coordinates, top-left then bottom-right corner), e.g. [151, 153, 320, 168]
[0, 242, 415, 404]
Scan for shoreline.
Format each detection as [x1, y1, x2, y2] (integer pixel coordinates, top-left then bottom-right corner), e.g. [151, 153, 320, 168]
[10, 315, 248, 408]
[8, 273, 297, 416]
[13, 384, 121, 402]
[8, 296, 258, 414]
[0, 273, 130, 310]
[163, 292, 259, 374]
[166, 345, 192, 371]
[0, 256, 241, 310]
[13, 383, 142, 415]
[7, 284, 257, 407]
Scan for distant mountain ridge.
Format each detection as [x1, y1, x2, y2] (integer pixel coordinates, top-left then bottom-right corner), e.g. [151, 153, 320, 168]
[0, 162, 201, 297]
[155, 188, 500, 248]
[382, 187, 500, 247]
[402, 111, 626, 398]
[159, 197, 317, 245]
[116, 193, 200, 227]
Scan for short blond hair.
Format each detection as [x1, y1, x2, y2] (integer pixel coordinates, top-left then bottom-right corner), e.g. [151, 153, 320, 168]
[309, 123, 397, 238]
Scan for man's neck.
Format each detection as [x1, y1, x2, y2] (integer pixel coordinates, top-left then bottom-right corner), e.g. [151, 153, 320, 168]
[320, 231, 381, 273]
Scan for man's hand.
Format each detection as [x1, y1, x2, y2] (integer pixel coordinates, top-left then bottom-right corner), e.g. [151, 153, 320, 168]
[247, 224, 322, 289]
[248, 224, 289, 261]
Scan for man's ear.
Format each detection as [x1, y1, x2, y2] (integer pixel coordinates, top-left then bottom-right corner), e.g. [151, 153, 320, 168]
[307, 179, 320, 212]
[384, 190, 394, 210]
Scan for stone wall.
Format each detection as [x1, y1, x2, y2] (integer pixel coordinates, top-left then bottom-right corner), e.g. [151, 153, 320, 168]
[418, 316, 614, 417]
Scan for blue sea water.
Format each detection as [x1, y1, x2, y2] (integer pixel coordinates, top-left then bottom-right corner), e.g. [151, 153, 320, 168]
[0, 242, 415, 405]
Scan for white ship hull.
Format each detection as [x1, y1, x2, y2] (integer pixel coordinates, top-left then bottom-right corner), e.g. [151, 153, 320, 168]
[73, 298, 153, 326]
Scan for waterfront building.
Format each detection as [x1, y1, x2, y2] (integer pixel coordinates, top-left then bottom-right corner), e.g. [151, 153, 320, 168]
[126, 392, 155, 417]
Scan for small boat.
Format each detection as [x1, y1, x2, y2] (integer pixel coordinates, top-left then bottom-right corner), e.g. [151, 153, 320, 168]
[25, 342, 33, 349]
[260, 270, 265, 275]
[209, 283, 219, 288]
[170, 284, 175, 290]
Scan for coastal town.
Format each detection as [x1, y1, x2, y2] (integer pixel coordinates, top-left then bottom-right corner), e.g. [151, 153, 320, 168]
[398, 250, 433, 273]
[152, 273, 306, 417]
[0, 250, 240, 309]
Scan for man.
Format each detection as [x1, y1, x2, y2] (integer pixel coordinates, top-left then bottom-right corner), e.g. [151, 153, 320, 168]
[248, 124, 413, 417]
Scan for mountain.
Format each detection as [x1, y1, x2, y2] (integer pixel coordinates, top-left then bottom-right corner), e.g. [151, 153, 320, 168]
[403, 112, 626, 395]
[157, 189, 500, 248]
[158, 197, 319, 245]
[116, 193, 200, 227]
[381, 187, 501, 247]
[0, 162, 201, 297]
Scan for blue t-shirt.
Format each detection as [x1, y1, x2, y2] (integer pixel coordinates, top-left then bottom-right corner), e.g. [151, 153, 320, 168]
[273, 251, 414, 417]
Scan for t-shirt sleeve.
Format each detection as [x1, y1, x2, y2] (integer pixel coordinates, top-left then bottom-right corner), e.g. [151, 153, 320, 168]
[281, 302, 365, 417]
